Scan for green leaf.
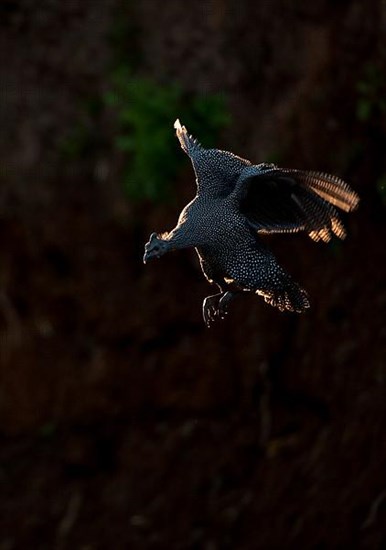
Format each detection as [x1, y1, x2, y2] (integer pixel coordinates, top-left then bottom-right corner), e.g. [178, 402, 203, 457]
[356, 99, 372, 121]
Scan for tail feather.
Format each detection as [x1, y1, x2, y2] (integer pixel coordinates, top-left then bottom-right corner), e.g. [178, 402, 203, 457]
[257, 283, 310, 313]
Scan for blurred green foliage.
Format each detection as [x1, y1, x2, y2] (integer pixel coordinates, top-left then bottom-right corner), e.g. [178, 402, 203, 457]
[105, 70, 230, 201]
[58, 97, 104, 160]
[59, 125, 94, 160]
[376, 175, 386, 206]
[355, 63, 386, 209]
[356, 63, 386, 122]
[38, 422, 57, 439]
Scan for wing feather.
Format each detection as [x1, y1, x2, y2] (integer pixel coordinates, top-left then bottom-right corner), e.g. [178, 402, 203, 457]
[284, 169, 359, 212]
[236, 166, 359, 242]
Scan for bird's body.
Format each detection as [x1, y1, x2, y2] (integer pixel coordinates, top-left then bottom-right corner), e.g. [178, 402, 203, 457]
[144, 120, 359, 325]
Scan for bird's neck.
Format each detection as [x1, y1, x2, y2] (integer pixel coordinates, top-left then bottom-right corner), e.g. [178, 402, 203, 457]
[162, 216, 204, 250]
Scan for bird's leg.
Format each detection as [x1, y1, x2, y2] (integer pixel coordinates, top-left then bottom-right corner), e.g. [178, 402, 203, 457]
[218, 291, 238, 317]
[202, 290, 239, 327]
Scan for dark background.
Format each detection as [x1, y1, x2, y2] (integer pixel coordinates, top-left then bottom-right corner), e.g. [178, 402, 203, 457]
[1, 1, 385, 548]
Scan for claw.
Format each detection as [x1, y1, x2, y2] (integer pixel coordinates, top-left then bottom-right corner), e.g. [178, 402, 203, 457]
[218, 291, 235, 318]
[202, 294, 221, 327]
[202, 292, 236, 327]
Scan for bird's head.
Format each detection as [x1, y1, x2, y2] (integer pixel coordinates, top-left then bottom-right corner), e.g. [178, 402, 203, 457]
[143, 232, 169, 264]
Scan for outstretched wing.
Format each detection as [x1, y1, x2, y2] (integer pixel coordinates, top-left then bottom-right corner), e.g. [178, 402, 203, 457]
[174, 119, 202, 156]
[234, 164, 359, 242]
[174, 119, 251, 196]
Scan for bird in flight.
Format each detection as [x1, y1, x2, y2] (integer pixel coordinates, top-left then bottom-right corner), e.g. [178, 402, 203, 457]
[144, 120, 359, 326]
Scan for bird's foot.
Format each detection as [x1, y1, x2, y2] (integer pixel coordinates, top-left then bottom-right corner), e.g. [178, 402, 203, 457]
[203, 294, 222, 327]
[203, 291, 235, 327]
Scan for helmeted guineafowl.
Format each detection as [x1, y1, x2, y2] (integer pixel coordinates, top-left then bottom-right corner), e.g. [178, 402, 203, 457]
[144, 120, 359, 326]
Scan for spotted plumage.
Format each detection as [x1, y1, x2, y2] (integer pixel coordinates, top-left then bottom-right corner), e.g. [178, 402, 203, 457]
[143, 119, 359, 326]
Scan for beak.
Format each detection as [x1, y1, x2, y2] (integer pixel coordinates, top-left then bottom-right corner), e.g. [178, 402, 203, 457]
[143, 238, 151, 264]
[143, 244, 153, 264]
